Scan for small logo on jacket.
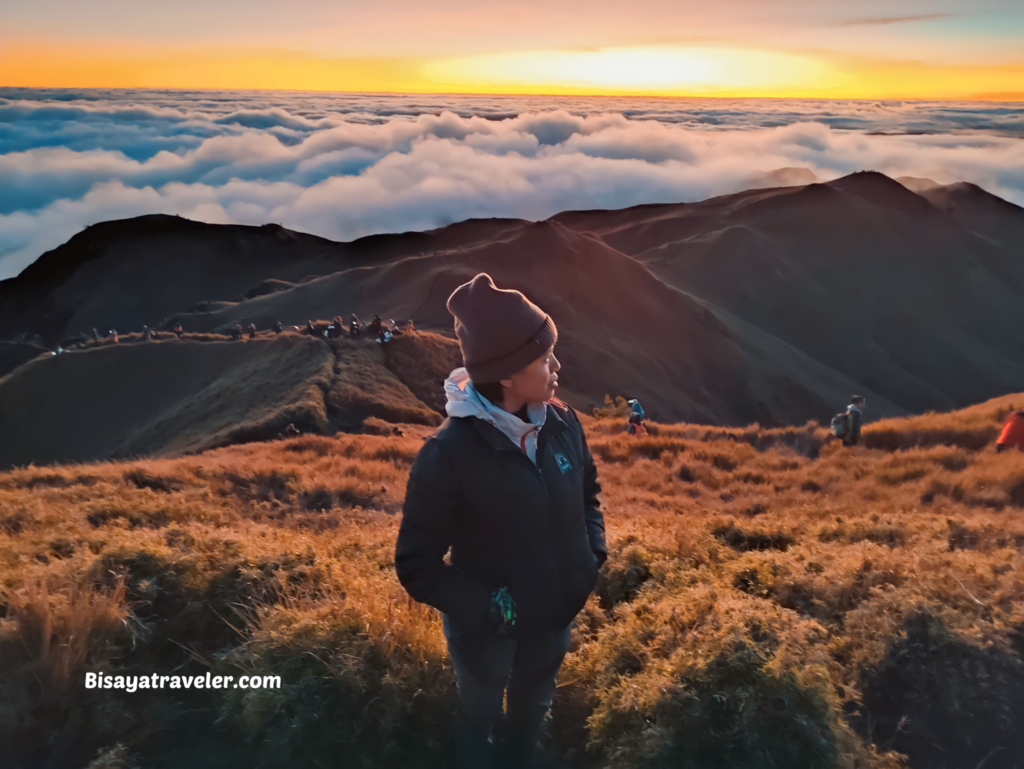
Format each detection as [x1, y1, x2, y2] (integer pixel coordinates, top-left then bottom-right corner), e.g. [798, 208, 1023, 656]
[554, 453, 572, 474]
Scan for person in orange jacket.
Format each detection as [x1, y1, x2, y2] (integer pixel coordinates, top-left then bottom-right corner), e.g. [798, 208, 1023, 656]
[996, 411, 1024, 453]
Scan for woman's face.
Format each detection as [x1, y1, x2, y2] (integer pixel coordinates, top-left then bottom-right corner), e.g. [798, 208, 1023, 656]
[502, 346, 561, 404]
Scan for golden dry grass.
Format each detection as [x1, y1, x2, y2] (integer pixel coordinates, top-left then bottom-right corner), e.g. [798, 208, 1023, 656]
[1, 392, 1023, 768]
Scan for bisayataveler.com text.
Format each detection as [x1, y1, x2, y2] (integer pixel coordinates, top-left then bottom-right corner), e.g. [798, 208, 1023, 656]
[85, 672, 281, 692]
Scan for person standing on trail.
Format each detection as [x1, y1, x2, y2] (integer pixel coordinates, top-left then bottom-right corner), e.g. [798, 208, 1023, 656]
[330, 316, 344, 339]
[842, 395, 865, 446]
[395, 272, 607, 769]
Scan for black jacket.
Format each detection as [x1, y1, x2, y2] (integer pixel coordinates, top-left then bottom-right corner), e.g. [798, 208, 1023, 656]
[843, 405, 863, 445]
[395, 400, 607, 637]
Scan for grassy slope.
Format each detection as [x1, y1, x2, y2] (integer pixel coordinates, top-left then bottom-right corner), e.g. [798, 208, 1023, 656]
[0, 334, 335, 470]
[1, 394, 1023, 769]
[0, 329, 461, 472]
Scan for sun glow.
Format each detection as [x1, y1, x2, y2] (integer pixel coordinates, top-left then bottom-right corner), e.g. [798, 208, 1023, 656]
[423, 46, 845, 94]
[2, 41, 1023, 99]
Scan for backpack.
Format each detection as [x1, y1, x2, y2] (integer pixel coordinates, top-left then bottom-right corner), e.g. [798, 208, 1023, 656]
[830, 411, 849, 438]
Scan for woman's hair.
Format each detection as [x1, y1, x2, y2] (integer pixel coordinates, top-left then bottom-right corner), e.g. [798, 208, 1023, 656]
[472, 380, 506, 406]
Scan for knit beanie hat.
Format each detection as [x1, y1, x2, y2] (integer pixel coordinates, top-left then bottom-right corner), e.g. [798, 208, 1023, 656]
[446, 273, 558, 383]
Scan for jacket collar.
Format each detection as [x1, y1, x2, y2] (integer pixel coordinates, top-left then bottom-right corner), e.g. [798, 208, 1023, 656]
[470, 402, 568, 453]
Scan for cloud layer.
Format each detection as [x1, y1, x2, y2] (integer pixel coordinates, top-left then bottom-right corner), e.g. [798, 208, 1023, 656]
[2, 87, 1023, 280]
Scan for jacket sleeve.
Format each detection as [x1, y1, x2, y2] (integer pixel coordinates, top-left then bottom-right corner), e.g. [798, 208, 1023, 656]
[395, 436, 494, 629]
[568, 407, 608, 564]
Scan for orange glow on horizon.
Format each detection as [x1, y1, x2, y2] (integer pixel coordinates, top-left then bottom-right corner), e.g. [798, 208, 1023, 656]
[2, 42, 1023, 101]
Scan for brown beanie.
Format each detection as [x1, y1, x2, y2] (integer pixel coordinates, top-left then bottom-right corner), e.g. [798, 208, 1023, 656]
[446, 273, 558, 383]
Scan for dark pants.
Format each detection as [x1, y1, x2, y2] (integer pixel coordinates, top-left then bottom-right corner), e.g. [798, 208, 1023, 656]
[443, 612, 572, 769]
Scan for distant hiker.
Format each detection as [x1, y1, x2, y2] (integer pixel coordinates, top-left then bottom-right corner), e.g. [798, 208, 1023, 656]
[281, 423, 301, 439]
[142, 324, 152, 340]
[231, 324, 243, 341]
[247, 323, 257, 339]
[173, 323, 184, 338]
[395, 272, 606, 769]
[349, 314, 361, 339]
[91, 327, 101, 341]
[273, 319, 284, 334]
[369, 315, 382, 337]
[996, 411, 1024, 453]
[626, 399, 647, 436]
[831, 395, 865, 446]
[108, 329, 119, 344]
[306, 320, 316, 336]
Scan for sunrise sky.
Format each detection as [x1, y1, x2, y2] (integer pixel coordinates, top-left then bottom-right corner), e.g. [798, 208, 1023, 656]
[2, 0, 1023, 98]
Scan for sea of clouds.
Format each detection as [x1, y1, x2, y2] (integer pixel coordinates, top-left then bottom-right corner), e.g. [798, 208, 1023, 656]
[1, 87, 1023, 280]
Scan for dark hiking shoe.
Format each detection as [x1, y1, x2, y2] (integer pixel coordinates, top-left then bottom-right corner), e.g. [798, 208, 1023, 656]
[450, 716, 496, 769]
[493, 728, 543, 769]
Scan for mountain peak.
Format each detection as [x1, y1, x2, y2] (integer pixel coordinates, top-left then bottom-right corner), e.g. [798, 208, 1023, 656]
[826, 170, 936, 213]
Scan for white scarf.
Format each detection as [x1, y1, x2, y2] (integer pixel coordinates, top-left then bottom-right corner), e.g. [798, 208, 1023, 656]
[443, 367, 547, 464]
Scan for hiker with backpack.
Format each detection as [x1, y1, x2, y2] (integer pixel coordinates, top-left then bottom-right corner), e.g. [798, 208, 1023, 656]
[395, 273, 607, 769]
[626, 399, 647, 437]
[831, 395, 865, 446]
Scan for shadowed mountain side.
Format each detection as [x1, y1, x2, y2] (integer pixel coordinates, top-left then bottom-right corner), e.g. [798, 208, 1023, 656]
[707, 305, 906, 423]
[914, 181, 1024, 268]
[555, 172, 1024, 413]
[163, 220, 898, 425]
[0, 335, 336, 471]
[0, 214, 526, 346]
[0, 340, 46, 379]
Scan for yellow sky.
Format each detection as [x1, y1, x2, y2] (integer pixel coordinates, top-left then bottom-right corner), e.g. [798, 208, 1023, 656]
[2, 41, 1023, 100]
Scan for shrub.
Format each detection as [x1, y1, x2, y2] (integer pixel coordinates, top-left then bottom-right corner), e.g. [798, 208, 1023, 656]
[594, 394, 632, 419]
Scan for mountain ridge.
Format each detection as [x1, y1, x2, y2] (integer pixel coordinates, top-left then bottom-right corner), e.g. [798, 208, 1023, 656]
[1, 171, 1022, 439]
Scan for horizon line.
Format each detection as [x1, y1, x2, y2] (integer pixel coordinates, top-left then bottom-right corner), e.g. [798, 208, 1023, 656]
[3, 84, 1023, 103]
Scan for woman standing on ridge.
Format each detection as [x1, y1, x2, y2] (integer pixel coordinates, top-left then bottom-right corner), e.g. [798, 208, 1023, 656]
[395, 273, 608, 769]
